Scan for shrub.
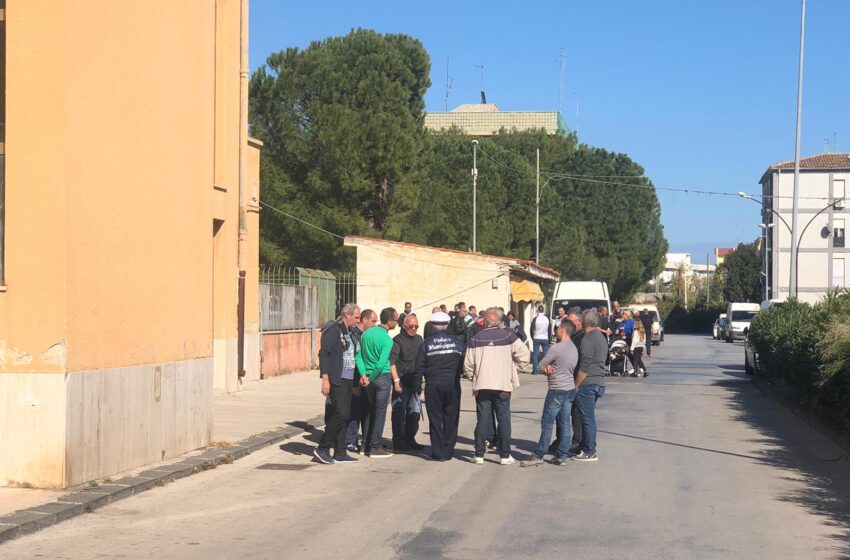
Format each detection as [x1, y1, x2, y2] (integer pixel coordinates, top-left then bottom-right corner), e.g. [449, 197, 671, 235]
[750, 290, 850, 438]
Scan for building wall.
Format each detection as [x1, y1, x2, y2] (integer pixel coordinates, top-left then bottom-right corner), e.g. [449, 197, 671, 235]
[424, 111, 565, 137]
[0, 1, 255, 488]
[261, 330, 317, 377]
[346, 240, 513, 321]
[766, 170, 850, 303]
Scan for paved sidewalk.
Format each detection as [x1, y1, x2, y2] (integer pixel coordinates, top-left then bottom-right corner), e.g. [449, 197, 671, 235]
[213, 369, 324, 443]
[0, 370, 324, 538]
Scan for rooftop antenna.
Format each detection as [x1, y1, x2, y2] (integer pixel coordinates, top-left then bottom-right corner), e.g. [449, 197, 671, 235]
[474, 64, 485, 104]
[434, 56, 453, 111]
[554, 48, 566, 113]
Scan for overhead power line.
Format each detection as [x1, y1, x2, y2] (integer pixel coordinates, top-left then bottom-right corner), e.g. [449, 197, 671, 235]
[475, 144, 835, 201]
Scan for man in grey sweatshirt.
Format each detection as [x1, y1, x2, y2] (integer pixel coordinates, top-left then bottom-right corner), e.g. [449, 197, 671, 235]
[521, 320, 579, 467]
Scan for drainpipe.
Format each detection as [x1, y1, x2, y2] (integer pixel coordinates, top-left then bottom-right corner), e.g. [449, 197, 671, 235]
[236, 0, 249, 379]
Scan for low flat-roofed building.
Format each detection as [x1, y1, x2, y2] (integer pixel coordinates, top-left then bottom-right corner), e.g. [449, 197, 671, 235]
[425, 103, 569, 137]
[343, 236, 559, 333]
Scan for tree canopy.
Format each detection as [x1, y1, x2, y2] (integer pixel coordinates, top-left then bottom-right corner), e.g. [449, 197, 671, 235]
[249, 29, 668, 299]
[717, 241, 761, 303]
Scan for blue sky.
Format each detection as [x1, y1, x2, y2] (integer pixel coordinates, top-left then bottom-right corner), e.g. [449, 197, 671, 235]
[249, 0, 850, 263]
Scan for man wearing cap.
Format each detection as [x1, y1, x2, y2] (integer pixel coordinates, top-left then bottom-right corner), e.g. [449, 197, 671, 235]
[415, 311, 465, 461]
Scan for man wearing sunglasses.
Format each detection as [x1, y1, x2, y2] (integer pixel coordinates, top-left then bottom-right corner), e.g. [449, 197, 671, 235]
[390, 313, 425, 451]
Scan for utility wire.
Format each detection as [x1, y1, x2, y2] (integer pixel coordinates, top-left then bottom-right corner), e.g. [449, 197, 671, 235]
[476, 144, 835, 201]
[412, 273, 507, 312]
[259, 200, 526, 273]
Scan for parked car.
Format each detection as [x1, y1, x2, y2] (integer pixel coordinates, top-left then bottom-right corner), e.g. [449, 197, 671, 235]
[724, 303, 760, 342]
[712, 313, 726, 339]
[744, 326, 760, 375]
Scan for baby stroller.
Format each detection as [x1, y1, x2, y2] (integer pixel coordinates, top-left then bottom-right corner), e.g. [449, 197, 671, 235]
[608, 339, 634, 376]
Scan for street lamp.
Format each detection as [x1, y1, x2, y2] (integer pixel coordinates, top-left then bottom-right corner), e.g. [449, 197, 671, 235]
[471, 140, 478, 252]
[737, 192, 791, 233]
[795, 199, 844, 293]
[758, 223, 774, 300]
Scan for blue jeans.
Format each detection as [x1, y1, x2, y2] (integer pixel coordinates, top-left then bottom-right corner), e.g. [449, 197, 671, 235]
[532, 339, 549, 374]
[575, 384, 606, 455]
[364, 374, 392, 452]
[534, 388, 576, 459]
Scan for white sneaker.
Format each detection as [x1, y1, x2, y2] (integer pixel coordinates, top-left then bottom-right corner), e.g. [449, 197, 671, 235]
[500, 455, 516, 465]
[472, 456, 484, 464]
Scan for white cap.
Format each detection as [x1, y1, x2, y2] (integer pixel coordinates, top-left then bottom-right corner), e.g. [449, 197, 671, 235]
[430, 311, 451, 324]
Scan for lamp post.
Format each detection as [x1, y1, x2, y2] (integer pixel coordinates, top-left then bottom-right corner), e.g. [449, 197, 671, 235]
[795, 199, 844, 293]
[789, 0, 807, 298]
[737, 192, 791, 233]
[471, 140, 478, 252]
[758, 223, 774, 300]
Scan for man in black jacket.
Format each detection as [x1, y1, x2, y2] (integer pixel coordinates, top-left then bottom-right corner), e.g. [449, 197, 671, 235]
[315, 303, 361, 465]
[639, 308, 654, 358]
[390, 313, 425, 451]
[415, 311, 465, 461]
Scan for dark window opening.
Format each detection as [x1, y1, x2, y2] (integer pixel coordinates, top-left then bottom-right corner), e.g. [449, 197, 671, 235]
[834, 227, 845, 248]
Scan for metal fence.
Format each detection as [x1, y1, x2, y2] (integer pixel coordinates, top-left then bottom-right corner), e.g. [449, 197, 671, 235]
[258, 266, 357, 331]
[259, 283, 319, 332]
[333, 271, 357, 317]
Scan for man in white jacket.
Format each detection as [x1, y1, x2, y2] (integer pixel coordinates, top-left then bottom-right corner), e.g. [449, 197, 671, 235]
[464, 308, 531, 465]
[530, 304, 551, 375]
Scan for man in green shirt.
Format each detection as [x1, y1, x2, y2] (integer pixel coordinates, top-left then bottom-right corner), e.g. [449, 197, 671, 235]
[356, 307, 400, 457]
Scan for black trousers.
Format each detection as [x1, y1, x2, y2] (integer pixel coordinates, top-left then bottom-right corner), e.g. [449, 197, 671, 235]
[318, 379, 352, 455]
[632, 347, 647, 373]
[474, 390, 512, 458]
[391, 383, 421, 448]
[425, 383, 461, 460]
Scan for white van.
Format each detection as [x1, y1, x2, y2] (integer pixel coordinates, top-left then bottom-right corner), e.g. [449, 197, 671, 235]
[550, 281, 611, 320]
[724, 302, 760, 342]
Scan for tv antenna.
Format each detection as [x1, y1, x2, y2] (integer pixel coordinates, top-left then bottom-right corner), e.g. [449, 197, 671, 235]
[554, 48, 566, 113]
[474, 64, 486, 104]
[434, 56, 453, 111]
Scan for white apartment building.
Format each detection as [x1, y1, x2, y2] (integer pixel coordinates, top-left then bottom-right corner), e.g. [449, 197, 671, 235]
[759, 153, 849, 304]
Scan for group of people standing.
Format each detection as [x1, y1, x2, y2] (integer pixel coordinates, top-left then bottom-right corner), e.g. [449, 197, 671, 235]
[314, 300, 609, 466]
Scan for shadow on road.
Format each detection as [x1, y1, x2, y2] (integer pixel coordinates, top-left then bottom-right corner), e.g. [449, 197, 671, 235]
[718, 377, 850, 558]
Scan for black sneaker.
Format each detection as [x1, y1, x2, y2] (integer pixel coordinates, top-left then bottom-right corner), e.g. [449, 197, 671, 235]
[346, 443, 360, 454]
[566, 446, 581, 457]
[408, 441, 426, 450]
[333, 453, 358, 463]
[313, 447, 334, 464]
[368, 447, 394, 458]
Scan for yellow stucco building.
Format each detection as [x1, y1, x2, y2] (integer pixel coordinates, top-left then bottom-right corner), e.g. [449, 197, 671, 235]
[0, 1, 260, 488]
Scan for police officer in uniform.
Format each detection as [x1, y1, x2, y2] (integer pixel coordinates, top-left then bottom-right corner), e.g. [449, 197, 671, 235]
[415, 311, 465, 461]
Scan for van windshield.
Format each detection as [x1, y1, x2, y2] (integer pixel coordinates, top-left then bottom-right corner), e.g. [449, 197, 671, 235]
[552, 299, 607, 315]
[731, 311, 758, 322]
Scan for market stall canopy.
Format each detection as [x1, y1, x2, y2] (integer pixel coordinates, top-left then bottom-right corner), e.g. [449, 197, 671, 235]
[510, 279, 544, 302]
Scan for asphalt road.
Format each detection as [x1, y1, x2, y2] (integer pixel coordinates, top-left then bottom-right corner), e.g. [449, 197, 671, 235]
[4, 334, 850, 559]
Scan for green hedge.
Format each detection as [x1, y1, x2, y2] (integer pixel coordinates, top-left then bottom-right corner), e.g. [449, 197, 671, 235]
[749, 291, 850, 437]
[660, 304, 726, 333]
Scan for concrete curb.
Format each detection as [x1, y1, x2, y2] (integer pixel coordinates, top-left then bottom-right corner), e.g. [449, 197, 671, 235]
[0, 414, 325, 545]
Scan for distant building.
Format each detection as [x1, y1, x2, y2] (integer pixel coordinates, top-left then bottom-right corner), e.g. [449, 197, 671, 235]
[714, 248, 734, 266]
[659, 252, 714, 283]
[759, 153, 850, 304]
[424, 103, 570, 137]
